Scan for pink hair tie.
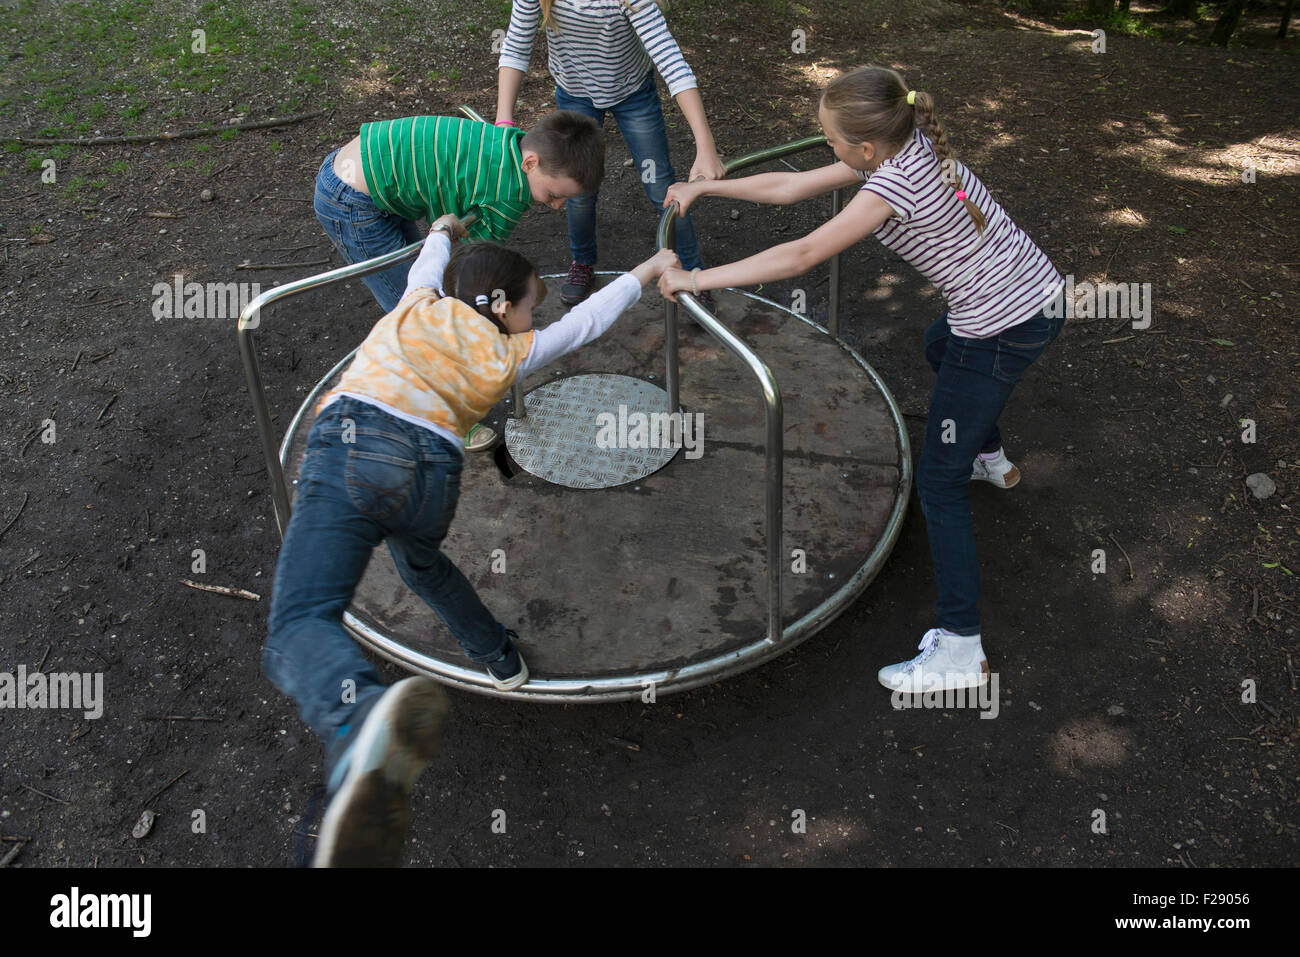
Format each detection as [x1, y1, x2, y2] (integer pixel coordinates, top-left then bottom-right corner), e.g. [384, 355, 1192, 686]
[955, 189, 968, 202]
[495, 120, 516, 127]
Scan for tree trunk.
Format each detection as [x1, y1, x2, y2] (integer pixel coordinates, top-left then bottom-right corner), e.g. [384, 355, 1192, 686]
[1086, 0, 1116, 17]
[1163, 0, 1196, 18]
[1210, 0, 1248, 45]
[1281, 0, 1294, 38]
[1118, 0, 1131, 11]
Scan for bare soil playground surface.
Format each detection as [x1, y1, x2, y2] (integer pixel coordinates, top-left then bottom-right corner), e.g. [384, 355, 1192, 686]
[0, 0, 1296, 867]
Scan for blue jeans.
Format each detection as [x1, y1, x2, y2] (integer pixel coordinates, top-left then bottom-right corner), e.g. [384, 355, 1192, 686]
[916, 309, 1063, 634]
[555, 72, 703, 270]
[263, 398, 508, 744]
[314, 149, 423, 312]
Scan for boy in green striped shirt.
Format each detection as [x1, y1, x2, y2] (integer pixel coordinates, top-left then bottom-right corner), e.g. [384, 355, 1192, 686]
[314, 111, 604, 314]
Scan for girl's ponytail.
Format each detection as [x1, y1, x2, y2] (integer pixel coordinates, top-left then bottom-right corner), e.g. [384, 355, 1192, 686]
[910, 91, 987, 235]
[823, 67, 987, 236]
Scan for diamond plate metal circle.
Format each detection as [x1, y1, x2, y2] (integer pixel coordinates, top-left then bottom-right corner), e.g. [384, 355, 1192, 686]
[504, 373, 683, 489]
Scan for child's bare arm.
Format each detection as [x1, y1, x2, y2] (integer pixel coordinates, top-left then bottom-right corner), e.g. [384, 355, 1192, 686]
[495, 67, 526, 126]
[664, 161, 863, 215]
[672, 90, 725, 183]
[495, 1, 540, 124]
[658, 189, 894, 299]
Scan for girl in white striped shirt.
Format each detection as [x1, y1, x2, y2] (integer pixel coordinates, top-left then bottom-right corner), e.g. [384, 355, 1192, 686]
[496, 0, 724, 306]
[659, 66, 1066, 696]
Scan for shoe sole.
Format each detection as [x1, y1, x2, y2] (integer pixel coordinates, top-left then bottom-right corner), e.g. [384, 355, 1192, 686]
[465, 427, 500, 453]
[879, 659, 990, 693]
[971, 465, 1020, 489]
[489, 655, 529, 692]
[313, 678, 449, 867]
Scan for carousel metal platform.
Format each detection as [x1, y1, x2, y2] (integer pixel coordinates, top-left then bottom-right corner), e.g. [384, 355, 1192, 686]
[238, 118, 911, 703]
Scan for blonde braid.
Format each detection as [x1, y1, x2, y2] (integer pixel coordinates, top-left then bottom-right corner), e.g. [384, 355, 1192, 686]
[911, 91, 986, 235]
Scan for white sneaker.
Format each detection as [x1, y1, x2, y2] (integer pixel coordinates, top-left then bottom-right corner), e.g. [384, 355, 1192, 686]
[877, 628, 990, 693]
[971, 448, 1020, 489]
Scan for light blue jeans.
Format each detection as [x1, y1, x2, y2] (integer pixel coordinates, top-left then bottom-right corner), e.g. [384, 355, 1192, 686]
[555, 71, 703, 270]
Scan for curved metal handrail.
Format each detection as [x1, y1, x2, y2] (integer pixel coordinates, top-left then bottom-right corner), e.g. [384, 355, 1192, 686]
[654, 133, 839, 644]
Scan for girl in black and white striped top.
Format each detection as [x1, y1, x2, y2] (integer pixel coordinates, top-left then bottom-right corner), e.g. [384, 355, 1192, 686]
[496, 0, 724, 306]
[659, 66, 1066, 699]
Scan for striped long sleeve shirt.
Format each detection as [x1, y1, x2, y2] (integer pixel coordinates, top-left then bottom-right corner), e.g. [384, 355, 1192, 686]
[857, 130, 1063, 338]
[498, 0, 697, 109]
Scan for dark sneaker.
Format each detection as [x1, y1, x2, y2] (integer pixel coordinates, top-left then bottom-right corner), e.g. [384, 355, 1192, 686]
[695, 290, 717, 316]
[485, 629, 529, 691]
[560, 261, 596, 306]
[314, 677, 449, 867]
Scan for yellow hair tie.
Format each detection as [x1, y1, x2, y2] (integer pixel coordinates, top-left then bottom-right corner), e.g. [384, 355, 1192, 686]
[906, 91, 916, 106]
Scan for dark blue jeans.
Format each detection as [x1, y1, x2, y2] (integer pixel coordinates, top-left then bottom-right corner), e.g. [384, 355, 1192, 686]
[917, 309, 1063, 634]
[313, 148, 423, 312]
[555, 72, 703, 270]
[263, 398, 508, 744]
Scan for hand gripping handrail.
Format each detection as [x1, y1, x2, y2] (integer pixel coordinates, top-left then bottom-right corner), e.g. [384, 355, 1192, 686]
[655, 133, 840, 644]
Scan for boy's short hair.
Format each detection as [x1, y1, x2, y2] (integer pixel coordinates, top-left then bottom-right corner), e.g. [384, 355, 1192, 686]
[521, 111, 605, 193]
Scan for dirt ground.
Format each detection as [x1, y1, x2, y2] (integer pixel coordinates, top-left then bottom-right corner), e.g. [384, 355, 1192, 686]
[1, 0, 1297, 868]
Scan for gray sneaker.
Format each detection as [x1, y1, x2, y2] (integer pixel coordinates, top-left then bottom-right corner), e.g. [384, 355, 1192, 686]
[560, 261, 596, 306]
[314, 677, 449, 867]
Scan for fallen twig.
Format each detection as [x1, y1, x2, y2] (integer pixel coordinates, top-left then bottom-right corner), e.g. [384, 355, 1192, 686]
[73, 298, 131, 309]
[0, 841, 25, 867]
[144, 211, 184, 220]
[179, 578, 260, 601]
[21, 783, 69, 805]
[262, 243, 320, 254]
[0, 492, 29, 543]
[1103, 237, 1124, 277]
[35, 644, 50, 673]
[1108, 532, 1135, 581]
[235, 258, 330, 271]
[96, 392, 120, 421]
[142, 715, 224, 723]
[20, 430, 40, 457]
[3, 109, 326, 147]
[142, 769, 189, 807]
